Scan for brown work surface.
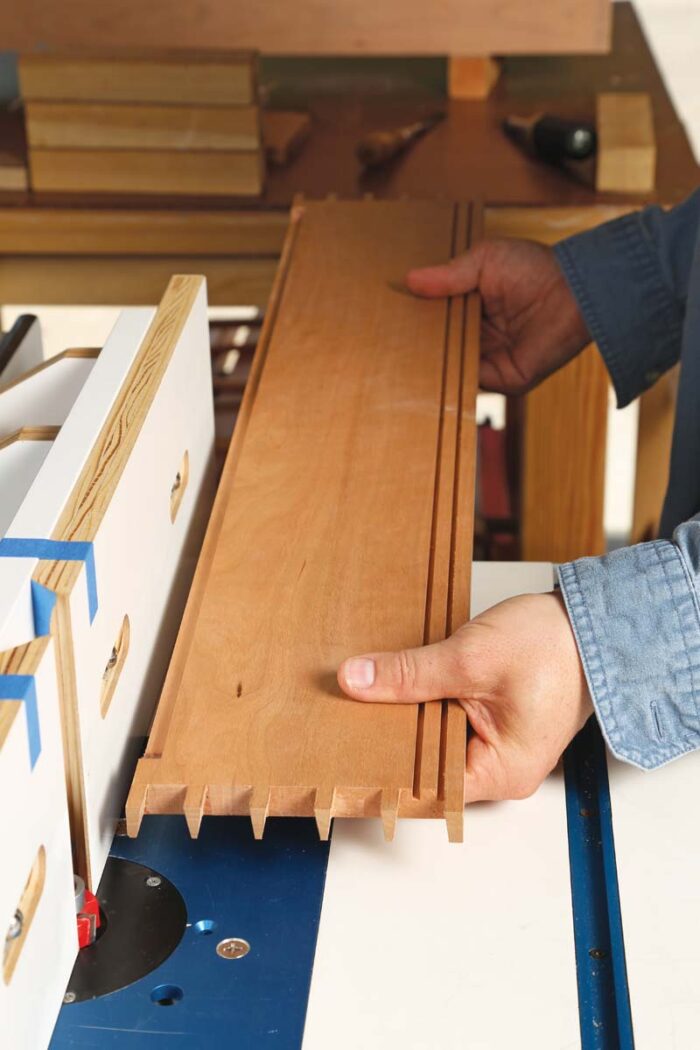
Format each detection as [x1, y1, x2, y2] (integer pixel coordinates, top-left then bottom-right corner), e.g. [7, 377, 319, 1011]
[127, 199, 479, 843]
[0, 5, 695, 213]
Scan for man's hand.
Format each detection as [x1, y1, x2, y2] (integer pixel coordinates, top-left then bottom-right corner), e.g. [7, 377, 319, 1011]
[407, 238, 590, 395]
[337, 592, 593, 803]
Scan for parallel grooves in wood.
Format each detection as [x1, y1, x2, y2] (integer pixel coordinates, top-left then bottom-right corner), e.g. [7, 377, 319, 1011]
[126, 200, 480, 841]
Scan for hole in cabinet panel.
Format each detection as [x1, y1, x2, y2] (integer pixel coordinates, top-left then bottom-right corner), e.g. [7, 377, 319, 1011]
[100, 615, 130, 719]
[3, 845, 46, 985]
[169, 450, 190, 524]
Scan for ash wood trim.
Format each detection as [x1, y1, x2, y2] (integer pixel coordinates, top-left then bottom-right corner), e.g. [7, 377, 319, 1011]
[127, 200, 480, 842]
[19, 52, 256, 106]
[0, 208, 288, 256]
[7, 1, 611, 54]
[29, 149, 264, 198]
[25, 101, 261, 152]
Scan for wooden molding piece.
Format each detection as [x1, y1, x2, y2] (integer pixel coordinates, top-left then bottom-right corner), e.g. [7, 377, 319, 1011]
[596, 92, 656, 193]
[127, 199, 481, 843]
[6, 3, 611, 54]
[447, 56, 501, 99]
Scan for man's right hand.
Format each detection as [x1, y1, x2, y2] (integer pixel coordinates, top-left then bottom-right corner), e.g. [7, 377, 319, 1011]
[408, 238, 591, 396]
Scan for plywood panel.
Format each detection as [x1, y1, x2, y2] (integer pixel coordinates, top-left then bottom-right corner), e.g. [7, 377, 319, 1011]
[5, 1, 612, 54]
[127, 199, 480, 842]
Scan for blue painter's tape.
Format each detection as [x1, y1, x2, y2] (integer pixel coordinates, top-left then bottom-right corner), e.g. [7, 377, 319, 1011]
[0, 674, 41, 768]
[564, 718, 634, 1049]
[0, 537, 98, 631]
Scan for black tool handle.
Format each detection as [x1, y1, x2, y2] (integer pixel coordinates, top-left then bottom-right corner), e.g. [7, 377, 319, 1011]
[532, 116, 597, 161]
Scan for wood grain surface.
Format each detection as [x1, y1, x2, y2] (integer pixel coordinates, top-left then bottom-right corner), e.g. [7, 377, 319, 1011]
[5, 1, 611, 54]
[25, 101, 261, 152]
[127, 200, 480, 842]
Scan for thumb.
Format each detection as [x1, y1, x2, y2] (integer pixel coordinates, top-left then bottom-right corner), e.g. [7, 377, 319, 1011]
[337, 638, 466, 703]
[406, 244, 485, 299]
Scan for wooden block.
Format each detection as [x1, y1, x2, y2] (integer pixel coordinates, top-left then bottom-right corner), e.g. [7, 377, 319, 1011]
[447, 56, 501, 99]
[19, 51, 256, 106]
[596, 92, 656, 193]
[0, 255, 278, 308]
[28, 148, 264, 198]
[25, 101, 261, 152]
[127, 200, 481, 842]
[0, 638, 78, 1050]
[0, 207, 288, 257]
[7, 2, 612, 55]
[262, 110, 311, 166]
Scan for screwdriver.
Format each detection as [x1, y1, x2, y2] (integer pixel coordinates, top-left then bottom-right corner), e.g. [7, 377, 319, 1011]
[502, 113, 597, 163]
[356, 113, 445, 169]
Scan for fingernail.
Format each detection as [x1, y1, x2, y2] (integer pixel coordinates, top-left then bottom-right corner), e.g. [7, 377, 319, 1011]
[343, 658, 376, 690]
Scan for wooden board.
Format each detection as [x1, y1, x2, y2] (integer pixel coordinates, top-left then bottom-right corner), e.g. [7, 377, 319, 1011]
[0, 255, 277, 308]
[596, 92, 656, 193]
[0, 207, 288, 256]
[28, 148, 264, 198]
[19, 52, 256, 106]
[5, 1, 611, 54]
[303, 561, 578, 1050]
[127, 199, 480, 843]
[25, 101, 261, 152]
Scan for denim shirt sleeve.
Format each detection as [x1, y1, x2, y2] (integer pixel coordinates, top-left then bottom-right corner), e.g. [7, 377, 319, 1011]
[557, 516, 700, 769]
[553, 189, 700, 408]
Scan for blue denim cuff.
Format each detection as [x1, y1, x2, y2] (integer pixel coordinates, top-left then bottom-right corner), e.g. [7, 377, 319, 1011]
[554, 212, 684, 408]
[558, 541, 700, 769]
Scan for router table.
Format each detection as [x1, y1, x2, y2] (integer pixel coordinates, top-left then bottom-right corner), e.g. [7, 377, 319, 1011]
[47, 561, 700, 1050]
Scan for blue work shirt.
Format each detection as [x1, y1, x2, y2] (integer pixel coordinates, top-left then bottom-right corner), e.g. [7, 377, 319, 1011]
[554, 188, 700, 769]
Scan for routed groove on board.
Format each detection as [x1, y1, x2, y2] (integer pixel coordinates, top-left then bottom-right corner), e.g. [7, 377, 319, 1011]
[127, 199, 480, 843]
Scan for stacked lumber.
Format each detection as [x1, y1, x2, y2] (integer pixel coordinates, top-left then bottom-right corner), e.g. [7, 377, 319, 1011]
[127, 199, 481, 844]
[19, 51, 264, 197]
[0, 277, 214, 1050]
